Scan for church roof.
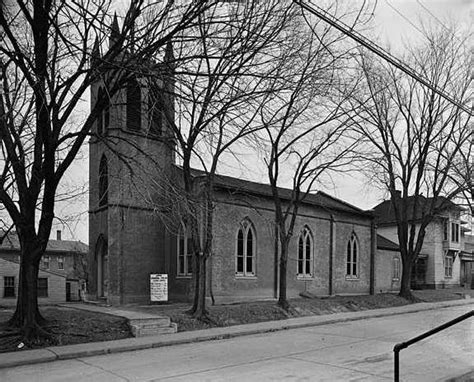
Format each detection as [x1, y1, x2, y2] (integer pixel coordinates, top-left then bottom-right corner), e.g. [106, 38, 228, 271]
[183, 167, 372, 217]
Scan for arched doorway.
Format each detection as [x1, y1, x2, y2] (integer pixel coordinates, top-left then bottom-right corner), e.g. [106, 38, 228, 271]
[95, 235, 108, 298]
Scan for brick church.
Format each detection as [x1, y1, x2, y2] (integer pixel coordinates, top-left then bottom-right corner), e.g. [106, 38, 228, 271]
[87, 33, 378, 305]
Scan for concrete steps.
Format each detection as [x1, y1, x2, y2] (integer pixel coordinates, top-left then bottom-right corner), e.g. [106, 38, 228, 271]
[128, 317, 178, 338]
[59, 303, 178, 338]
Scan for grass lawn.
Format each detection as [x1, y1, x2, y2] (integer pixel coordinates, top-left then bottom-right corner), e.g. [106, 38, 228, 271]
[0, 288, 471, 353]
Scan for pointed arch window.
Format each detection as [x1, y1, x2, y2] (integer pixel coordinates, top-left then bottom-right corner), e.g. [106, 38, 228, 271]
[99, 155, 108, 207]
[236, 219, 256, 277]
[177, 223, 193, 277]
[97, 87, 110, 135]
[297, 226, 313, 277]
[148, 85, 164, 136]
[127, 78, 141, 131]
[346, 233, 359, 278]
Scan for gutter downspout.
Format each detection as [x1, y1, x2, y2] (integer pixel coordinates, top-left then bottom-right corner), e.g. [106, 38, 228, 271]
[329, 215, 335, 296]
[370, 220, 377, 295]
[274, 222, 279, 299]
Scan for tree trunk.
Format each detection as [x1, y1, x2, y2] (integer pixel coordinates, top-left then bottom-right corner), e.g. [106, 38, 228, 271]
[188, 252, 200, 315]
[8, 243, 47, 342]
[194, 252, 207, 318]
[399, 254, 415, 300]
[278, 240, 289, 311]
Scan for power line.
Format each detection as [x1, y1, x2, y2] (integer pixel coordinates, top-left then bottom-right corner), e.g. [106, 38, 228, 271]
[386, 0, 424, 36]
[292, 0, 472, 116]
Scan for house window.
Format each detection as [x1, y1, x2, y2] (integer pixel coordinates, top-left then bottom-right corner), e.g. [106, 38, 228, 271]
[37, 278, 48, 297]
[99, 154, 108, 207]
[346, 233, 359, 278]
[297, 227, 313, 277]
[177, 223, 193, 277]
[443, 219, 449, 241]
[444, 254, 453, 278]
[3, 276, 15, 298]
[42, 255, 50, 270]
[236, 218, 256, 277]
[451, 222, 460, 243]
[57, 256, 64, 270]
[392, 257, 400, 280]
[127, 78, 141, 131]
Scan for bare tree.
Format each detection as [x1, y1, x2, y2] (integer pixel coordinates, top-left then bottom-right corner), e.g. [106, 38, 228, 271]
[347, 25, 472, 299]
[255, 3, 370, 310]
[0, 0, 212, 342]
[141, 0, 299, 319]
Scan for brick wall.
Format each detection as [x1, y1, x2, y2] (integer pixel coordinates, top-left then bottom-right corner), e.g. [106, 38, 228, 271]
[88, 76, 377, 304]
[202, 190, 373, 302]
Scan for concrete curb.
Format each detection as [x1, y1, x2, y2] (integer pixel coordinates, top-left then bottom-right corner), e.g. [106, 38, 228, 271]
[1, 299, 472, 370]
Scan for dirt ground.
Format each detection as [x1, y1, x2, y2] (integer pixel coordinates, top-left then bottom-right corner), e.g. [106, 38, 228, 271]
[0, 288, 471, 353]
[0, 306, 131, 353]
[128, 288, 473, 332]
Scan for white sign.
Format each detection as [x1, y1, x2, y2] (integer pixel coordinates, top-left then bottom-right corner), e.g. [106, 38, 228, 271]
[150, 274, 168, 302]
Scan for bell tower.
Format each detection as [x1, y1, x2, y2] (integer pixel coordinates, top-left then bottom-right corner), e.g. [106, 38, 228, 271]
[88, 16, 176, 304]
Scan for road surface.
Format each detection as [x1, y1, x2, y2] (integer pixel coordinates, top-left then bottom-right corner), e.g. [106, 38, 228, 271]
[1, 304, 473, 381]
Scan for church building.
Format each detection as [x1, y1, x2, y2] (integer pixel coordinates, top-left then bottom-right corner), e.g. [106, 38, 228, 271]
[87, 28, 377, 305]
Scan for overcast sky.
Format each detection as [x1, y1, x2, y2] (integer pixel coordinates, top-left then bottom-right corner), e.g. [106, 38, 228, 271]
[56, 0, 472, 243]
[330, 0, 472, 210]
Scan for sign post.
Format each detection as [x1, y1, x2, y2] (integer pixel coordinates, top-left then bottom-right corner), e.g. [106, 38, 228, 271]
[150, 274, 168, 303]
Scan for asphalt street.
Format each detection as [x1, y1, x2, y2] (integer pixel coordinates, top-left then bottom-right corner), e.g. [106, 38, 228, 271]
[1, 304, 472, 382]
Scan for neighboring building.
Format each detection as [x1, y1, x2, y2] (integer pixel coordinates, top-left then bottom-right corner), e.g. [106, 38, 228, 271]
[373, 195, 471, 289]
[0, 257, 67, 306]
[0, 230, 88, 302]
[461, 234, 474, 288]
[376, 234, 402, 293]
[87, 27, 378, 305]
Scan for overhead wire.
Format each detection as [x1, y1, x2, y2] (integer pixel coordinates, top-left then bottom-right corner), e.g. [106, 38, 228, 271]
[292, 0, 472, 116]
[385, 0, 425, 36]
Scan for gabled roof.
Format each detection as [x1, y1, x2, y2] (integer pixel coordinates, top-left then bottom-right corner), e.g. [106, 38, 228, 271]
[0, 232, 88, 254]
[179, 167, 372, 218]
[0, 257, 67, 278]
[372, 195, 462, 226]
[377, 234, 399, 251]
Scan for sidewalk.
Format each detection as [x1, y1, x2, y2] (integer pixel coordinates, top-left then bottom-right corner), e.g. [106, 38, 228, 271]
[0, 298, 472, 370]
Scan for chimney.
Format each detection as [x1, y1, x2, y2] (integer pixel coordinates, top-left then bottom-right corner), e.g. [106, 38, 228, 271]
[56, 230, 62, 241]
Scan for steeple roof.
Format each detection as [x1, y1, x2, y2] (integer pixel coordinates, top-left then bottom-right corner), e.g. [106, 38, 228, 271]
[110, 13, 120, 48]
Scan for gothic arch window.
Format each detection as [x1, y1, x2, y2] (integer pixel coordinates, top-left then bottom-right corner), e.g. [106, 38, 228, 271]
[104, 91, 110, 129]
[127, 78, 141, 131]
[346, 232, 359, 278]
[99, 154, 108, 207]
[297, 226, 313, 277]
[177, 223, 193, 277]
[148, 85, 163, 136]
[236, 218, 256, 277]
[97, 87, 110, 135]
